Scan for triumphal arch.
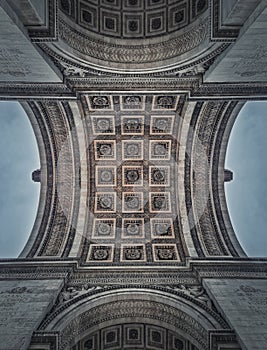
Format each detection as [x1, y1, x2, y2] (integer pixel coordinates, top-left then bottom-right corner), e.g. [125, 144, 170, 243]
[0, 0, 267, 349]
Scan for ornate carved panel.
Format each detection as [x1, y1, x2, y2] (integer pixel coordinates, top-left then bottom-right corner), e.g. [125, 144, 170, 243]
[1, 3, 267, 350]
[81, 94, 186, 265]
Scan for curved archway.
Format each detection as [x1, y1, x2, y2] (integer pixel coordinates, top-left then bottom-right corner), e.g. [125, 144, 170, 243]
[38, 0, 229, 75]
[76, 323, 194, 350]
[12, 96, 250, 261]
[40, 287, 229, 349]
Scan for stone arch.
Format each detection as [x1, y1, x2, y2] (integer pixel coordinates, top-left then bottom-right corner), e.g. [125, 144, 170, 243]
[40, 287, 229, 349]
[36, 0, 230, 75]
[213, 101, 247, 257]
[18, 101, 82, 258]
[183, 100, 247, 257]
[17, 95, 248, 261]
[75, 322, 196, 350]
[18, 102, 49, 257]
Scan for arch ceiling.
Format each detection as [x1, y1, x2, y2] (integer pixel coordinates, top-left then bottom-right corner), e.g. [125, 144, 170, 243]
[2, 2, 267, 349]
[20, 95, 245, 264]
[0, 0, 252, 266]
[59, 0, 208, 40]
[36, 287, 231, 349]
[40, 0, 226, 73]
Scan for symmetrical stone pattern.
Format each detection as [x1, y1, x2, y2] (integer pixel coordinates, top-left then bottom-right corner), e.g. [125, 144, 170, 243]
[59, 0, 208, 39]
[1, 3, 267, 350]
[73, 323, 187, 350]
[60, 299, 208, 349]
[83, 94, 185, 264]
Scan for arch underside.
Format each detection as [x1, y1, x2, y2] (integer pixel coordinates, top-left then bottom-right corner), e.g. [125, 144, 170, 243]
[14, 0, 246, 265]
[1, 1, 267, 350]
[21, 94, 245, 264]
[52, 0, 213, 73]
[33, 287, 238, 350]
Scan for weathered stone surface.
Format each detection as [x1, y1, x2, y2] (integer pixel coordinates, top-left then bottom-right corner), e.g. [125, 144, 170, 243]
[0, 279, 63, 350]
[204, 279, 267, 349]
[205, 2, 267, 82]
[0, 0, 267, 348]
[0, 3, 61, 82]
[221, 0, 260, 26]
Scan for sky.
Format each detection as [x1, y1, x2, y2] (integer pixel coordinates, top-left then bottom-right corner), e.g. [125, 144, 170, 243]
[225, 101, 267, 257]
[0, 102, 40, 258]
[0, 101, 266, 258]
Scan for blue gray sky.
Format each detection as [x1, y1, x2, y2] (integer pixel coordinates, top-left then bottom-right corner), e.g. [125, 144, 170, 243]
[0, 101, 266, 258]
[225, 101, 267, 257]
[0, 102, 40, 258]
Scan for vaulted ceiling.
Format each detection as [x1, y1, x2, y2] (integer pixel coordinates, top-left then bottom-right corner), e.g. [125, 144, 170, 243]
[59, 0, 208, 39]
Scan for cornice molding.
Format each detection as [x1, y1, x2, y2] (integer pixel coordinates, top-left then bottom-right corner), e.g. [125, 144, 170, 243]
[1, 258, 267, 282]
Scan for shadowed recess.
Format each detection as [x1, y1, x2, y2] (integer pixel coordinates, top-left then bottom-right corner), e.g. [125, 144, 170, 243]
[0, 102, 40, 258]
[225, 101, 267, 257]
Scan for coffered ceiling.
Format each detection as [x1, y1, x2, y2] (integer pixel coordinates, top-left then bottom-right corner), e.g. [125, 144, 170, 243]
[59, 0, 208, 39]
[81, 94, 187, 265]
